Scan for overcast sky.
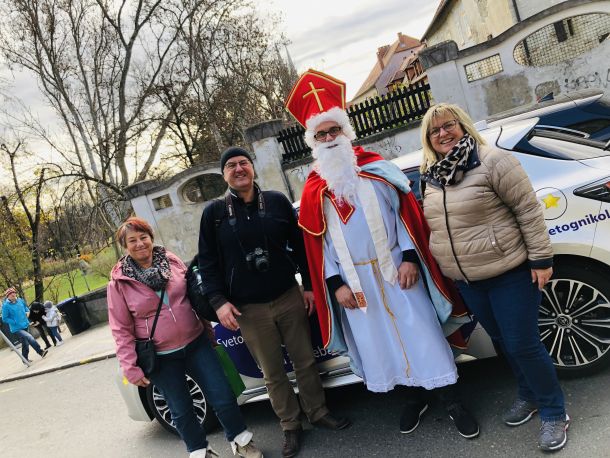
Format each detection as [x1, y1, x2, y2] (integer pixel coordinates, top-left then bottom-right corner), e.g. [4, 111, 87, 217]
[265, 0, 438, 99]
[0, 0, 438, 159]
[1, 0, 438, 111]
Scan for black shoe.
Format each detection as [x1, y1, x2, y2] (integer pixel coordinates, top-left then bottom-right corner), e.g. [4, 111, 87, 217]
[44, 346, 51, 350]
[282, 428, 302, 458]
[400, 402, 428, 434]
[446, 404, 479, 439]
[40, 349, 49, 358]
[312, 414, 351, 430]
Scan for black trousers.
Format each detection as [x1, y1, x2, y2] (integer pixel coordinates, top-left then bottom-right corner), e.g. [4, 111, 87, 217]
[34, 324, 56, 348]
[404, 384, 462, 409]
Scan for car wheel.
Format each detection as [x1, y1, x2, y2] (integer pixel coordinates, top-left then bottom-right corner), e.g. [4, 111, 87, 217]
[145, 373, 219, 435]
[538, 261, 610, 377]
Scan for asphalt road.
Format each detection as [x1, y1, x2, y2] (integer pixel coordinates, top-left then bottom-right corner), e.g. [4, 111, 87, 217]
[1, 357, 609, 458]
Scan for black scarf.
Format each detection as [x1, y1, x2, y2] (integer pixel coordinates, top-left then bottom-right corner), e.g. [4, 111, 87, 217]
[121, 246, 171, 291]
[425, 133, 475, 186]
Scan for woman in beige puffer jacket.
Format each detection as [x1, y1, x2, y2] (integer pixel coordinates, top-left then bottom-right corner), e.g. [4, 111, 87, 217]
[419, 103, 569, 452]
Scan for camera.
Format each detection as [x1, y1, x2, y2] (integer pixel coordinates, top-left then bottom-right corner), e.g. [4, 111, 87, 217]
[245, 247, 270, 272]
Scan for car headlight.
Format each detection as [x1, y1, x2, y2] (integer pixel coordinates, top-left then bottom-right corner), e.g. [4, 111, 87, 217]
[573, 177, 610, 202]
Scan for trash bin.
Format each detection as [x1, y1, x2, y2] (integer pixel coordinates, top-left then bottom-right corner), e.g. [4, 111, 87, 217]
[57, 297, 91, 335]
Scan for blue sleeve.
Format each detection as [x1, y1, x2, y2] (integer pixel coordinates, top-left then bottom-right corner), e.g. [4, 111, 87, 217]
[2, 300, 14, 326]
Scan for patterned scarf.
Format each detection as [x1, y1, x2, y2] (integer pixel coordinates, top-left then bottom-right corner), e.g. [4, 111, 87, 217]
[426, 133, 476, 186]
[121, 246, 171, 291]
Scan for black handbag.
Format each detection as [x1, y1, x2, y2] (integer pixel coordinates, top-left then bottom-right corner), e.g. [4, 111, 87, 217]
[186, 256, 219, 323]
[134, 288, 165, 376]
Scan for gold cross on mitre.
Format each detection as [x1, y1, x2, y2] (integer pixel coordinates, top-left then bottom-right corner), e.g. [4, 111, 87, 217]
[303, 82, 326, 111]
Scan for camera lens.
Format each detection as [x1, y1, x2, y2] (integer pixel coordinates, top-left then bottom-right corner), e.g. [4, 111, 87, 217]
[255, 257, 270, 272]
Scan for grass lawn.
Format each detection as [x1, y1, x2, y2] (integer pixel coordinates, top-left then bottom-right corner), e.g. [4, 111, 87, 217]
[23, 270, 109, 304]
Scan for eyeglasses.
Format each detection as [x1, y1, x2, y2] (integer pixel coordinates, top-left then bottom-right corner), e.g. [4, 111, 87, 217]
[224, 159, 252, 171]
[314, 126, 342, 141]
[428, 120, 459, 138]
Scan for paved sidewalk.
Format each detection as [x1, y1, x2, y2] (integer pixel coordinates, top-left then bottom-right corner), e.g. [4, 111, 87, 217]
[0, 323, 116, 384]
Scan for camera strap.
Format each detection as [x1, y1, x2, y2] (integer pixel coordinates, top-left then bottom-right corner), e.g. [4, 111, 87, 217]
[224, 184, 269, 258]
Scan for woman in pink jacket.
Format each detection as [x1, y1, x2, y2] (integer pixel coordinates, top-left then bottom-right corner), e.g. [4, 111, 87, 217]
[108, 217, 262, 458]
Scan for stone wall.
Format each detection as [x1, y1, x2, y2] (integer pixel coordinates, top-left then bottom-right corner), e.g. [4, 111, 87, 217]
[425, 0, 518, 49]
[419, 0, 610, 121]
[515, 0, 569, 21]
[125, 163, 227, 261]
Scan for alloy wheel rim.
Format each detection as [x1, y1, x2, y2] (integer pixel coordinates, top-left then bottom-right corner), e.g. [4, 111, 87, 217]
[539, 278, 610, 368]
[152, 375, 207, 428]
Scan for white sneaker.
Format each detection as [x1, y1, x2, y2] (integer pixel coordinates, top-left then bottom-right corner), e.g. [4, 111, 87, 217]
[57, 340, 64, 346]
[189, 448, 218, 458]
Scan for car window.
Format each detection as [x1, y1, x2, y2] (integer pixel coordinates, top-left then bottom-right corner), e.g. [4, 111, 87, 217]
[566, 118, 610, 135]
[524, 132, 609, 160]
[402, 168, 422, 200]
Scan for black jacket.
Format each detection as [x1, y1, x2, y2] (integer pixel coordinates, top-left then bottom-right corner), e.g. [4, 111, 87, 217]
[28, 302, 47, 327]
[198, 187, 312, 309]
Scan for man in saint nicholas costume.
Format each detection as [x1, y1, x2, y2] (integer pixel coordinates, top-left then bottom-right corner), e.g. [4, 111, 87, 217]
[285, 69, 479, 438]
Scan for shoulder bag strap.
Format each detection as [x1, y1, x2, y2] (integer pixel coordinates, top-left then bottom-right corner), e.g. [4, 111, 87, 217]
[148, 288, 166, 339]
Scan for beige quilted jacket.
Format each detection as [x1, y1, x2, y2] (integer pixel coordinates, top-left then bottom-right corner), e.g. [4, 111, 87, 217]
[422, 143, 553, 282]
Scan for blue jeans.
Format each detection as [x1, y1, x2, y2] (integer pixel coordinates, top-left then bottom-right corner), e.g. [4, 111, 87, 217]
[457, 268, 565, 421]
[48, 326, 62, 342]
[149, 333, 247, 453]
[15, 329, 43, 359]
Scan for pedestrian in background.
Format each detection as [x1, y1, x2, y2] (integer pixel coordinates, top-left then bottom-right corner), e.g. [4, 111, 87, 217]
[43, 300, 63, 346]
[108, 217, 262, 458]
[419, 103, 569, 452]
[29, 300, 57, 349]
[1, 287, 49, 363]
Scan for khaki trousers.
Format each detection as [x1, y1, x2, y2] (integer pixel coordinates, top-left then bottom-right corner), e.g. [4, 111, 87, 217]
[236, 285, 329, 431]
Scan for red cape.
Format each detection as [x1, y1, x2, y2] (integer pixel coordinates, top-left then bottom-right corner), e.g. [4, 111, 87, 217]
[299, 147, 470, 350]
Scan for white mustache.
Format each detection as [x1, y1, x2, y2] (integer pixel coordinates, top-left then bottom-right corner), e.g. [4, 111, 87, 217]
[313, 136, 359, 204]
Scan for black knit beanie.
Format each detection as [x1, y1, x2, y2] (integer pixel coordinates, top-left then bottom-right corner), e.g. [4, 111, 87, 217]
[220, 147, 253, 171]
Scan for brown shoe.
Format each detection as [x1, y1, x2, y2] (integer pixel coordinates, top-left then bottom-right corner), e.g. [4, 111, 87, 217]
[282, 428, 301, 458]
[312, 414, 352, 430]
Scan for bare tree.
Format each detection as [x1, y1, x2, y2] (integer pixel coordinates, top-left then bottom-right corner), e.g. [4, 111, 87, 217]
[0, 0, 236, 218]
[0, 142, 47, 300]
[155, 5, 297, 166]
[0, 196, 32, 295]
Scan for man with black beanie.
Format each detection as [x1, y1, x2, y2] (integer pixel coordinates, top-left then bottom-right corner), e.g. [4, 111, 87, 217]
[29, 301, 57, 349]
[198, 146, 350, 458]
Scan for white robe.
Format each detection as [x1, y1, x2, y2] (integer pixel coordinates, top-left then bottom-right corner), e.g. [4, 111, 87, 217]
[323, 178, 458, 392]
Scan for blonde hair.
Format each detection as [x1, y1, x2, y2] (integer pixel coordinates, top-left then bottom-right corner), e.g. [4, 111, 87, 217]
[419, 103, 486, 173]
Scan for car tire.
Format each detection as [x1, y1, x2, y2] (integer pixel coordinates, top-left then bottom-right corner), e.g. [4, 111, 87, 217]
[538, 260, 610, 378]
[145, 373, 220, 435]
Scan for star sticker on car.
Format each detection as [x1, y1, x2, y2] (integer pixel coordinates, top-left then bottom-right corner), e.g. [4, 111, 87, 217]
[542, 193, 561, 209]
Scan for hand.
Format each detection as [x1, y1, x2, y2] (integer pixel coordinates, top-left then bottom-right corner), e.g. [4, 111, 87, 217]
[335, 285, 358, 309]
[531, 267, 553, 291]
[398, 262, 419, 289]
[217, 301, 241, 331]
[303, 290, 316, 316]
[134, 376, 150, 387]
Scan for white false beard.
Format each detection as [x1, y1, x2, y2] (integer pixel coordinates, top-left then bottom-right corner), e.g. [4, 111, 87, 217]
[312, 135, 359, 205]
